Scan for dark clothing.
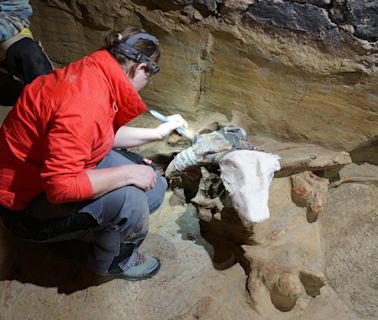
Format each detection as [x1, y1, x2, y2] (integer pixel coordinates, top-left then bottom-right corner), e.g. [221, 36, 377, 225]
[1, 37, 52, 84]
[0, 205, 97, 241]
[0, 70, 22, 105]
[0, 37, 53, 105]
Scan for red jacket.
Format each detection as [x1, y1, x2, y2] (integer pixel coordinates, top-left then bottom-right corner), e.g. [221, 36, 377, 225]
[0, 49, 147, 211]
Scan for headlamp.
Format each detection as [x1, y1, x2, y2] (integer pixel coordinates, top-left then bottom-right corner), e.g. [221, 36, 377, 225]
[118, 32, 160, 74]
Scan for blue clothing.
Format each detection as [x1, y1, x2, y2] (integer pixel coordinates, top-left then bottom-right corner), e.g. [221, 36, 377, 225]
[0, 0, 32, 42]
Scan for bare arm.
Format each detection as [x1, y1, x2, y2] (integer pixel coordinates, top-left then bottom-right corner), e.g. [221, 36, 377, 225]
[113, 126, 161, 148]
[86, 164, 156, 199]
[114, 114, 188, 148]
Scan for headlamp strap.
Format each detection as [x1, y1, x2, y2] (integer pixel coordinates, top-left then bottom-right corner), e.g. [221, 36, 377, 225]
[118, 32, 160, 73]
[125, 33, 158, 46]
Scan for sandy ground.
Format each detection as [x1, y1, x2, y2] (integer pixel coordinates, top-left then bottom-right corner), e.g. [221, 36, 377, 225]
[0, 195, 258, 320]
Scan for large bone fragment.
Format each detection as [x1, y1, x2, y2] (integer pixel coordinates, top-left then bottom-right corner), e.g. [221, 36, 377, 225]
[242, 177, 326, 316]
[165, 126, 254, 179]
[191, 167, 224, 222]
[219, 150, 281, 224]
[290, 171, 330, 222]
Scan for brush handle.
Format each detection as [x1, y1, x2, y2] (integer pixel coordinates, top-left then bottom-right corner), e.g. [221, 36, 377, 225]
[149, 109, 170, 123]
[149, 109, 190, 139]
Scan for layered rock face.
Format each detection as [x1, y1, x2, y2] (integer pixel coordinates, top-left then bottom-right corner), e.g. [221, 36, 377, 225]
[30, 0, 377, 155]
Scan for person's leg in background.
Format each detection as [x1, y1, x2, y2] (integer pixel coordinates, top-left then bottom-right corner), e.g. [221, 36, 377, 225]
[0, 71, 23, 106]
[2, 37, 53, 85]
[0, 37, 53, 106]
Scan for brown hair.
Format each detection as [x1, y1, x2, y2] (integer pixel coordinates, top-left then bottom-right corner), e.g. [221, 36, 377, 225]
[104, 26, 160, 78]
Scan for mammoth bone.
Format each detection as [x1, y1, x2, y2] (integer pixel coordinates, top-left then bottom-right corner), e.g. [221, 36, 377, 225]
[165, 126, 255, 179]
[165, 127, 281, 224]
[220, 150, 281, 224]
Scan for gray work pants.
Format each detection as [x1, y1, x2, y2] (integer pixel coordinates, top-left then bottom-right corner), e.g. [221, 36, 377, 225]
[0, 150, 167, 273]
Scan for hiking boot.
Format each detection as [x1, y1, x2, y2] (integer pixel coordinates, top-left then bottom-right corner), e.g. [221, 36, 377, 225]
[106, 251, 161, 281]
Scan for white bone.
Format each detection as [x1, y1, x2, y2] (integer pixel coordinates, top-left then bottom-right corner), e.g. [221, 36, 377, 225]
[220, 150, 281, 224]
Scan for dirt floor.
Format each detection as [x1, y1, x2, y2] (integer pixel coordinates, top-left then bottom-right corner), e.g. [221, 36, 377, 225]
[0, 197, 258, 320]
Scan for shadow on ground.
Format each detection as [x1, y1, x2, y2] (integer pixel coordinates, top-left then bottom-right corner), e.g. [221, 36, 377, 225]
[175, 206, 252, 273]
[350, 136, 378, 165]
[0, 220, 113, 294]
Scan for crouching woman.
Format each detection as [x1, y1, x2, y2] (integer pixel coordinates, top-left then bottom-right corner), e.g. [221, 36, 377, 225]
[0, 26, 187, 280]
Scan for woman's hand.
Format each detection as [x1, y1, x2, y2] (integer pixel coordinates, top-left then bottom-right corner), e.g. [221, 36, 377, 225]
[155, 114, 188, 139]
[87, 164, 157, 198]
[113, 114, 189, 148]
[126, 164, 157, 191]
[166, 114, 188, 128]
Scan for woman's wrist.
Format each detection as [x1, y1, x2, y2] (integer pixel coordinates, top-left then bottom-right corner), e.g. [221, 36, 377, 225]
[153, 127, 164, 140]
[121, 164, 136, 185]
